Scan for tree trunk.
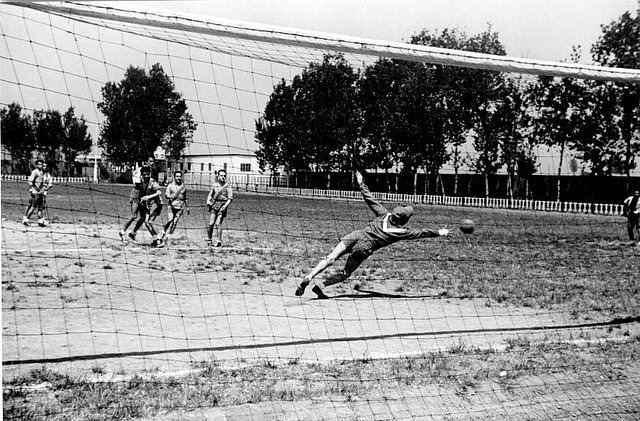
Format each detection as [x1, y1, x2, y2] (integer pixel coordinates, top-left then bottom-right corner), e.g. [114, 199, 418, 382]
[556, 142, 565, 202]
[484, 174, 489, 199]
[453, 145, 459, 196]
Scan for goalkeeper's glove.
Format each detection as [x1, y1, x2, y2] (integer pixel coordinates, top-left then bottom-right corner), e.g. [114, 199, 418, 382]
[438, 228, 449, 237]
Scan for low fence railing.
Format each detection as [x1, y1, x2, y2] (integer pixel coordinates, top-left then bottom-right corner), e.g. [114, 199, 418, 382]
[226, 182, 627, 217]
[2, 173, 626, 216]
[1, 174, 90, 184]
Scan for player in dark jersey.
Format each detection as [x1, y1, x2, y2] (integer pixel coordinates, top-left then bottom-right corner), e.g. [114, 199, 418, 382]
[295, 171, 450, 299]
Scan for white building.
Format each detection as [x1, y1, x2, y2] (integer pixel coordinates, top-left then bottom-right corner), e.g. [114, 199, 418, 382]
[179, 152, 261, 176]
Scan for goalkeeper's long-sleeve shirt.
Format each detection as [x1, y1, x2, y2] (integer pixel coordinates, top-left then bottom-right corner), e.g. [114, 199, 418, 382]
[358, 181, 440, 251]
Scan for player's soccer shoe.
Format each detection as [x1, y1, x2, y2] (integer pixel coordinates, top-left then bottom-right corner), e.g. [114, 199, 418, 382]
[206, 240, 213, 247]
[128, 232, 138, 243]
[312, 285, 328, 299]
[295, 281, 309, 296]
[118, 230, 126, 242]
[38, 219, 48, 227]
[154, 239, 165, 248]
[215, 241, 222, 248]
[22, 217, 29, 226]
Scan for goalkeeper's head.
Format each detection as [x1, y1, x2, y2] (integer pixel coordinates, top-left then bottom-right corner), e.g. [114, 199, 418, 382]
[391, 205, 413, 226]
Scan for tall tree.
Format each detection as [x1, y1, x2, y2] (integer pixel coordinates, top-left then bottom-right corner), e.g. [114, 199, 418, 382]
[33, 109, 64, 171]
[61, 107, 93, 176]
[528, 74, 593, 201]
[410, 28, 475, 195]
[255, 79, 304, 172]
[358, 59, 406, 173]
[98, 64, 197, 166]
[0, 103, 36, 174]
[591, 10, 640, 186]
[255, 54, 360, 174]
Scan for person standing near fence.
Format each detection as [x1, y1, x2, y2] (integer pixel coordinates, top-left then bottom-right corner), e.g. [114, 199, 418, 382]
[623, 190, 640, 242]
[22, 159, 49, 227]
[159, 170, 189, 243]
[206, 169, 233, 247]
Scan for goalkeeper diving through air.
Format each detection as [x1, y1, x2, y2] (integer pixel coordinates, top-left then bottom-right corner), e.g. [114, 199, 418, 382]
[295, 171, 450, 299]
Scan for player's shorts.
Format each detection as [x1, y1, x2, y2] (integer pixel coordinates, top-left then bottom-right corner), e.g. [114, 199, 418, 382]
[341, 230, 374, 257]
[29, 193, 46, 211]
[129, 184, 142, 202]
[168, 205, 184, 219]
[208, 202, 228, 219]
[141, 201, 163, 218]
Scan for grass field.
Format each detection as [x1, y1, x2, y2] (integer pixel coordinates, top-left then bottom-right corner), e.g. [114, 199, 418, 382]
[2, 179, 639, 420]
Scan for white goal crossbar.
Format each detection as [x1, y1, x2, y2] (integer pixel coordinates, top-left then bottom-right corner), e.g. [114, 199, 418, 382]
[11, 1, 640, 83]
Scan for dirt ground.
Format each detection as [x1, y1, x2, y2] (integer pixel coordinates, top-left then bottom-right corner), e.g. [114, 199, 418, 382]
[3, 212, 640, 419]
[3, 219, 636, 376]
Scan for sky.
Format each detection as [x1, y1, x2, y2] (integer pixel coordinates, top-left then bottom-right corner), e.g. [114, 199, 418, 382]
[1, 1, 638, 175]
[125, 0, 638, 63]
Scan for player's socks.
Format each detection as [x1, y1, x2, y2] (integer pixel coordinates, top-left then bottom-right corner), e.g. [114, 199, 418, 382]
[312, 285, 328, 299]
[295, 280, 309, 296]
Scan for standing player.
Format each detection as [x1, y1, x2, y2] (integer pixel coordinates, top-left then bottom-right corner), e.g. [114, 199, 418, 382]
[206, 169, 233, 247]
[22, 159, 48, 226]
[159, 170, 189, 243]
[119, 157, 155, 242]
[295, 171, 450, 299]
[622, 190, 640, 242]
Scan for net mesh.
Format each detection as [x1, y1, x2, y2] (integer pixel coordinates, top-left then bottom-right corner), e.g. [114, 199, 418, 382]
[2, 2, 639, 420]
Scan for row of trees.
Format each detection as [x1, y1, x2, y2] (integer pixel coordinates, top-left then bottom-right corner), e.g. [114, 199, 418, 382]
[1, 104, 93, 176]
[255, 12, 639, 198]
[2, 63, 198, 176]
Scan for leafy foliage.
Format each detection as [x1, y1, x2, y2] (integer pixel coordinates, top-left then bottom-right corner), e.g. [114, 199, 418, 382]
[256, 54, 360, 173]
[0, 103, 36, 174]
[591, 11, 640, 178]
[98, 64, 197, 166]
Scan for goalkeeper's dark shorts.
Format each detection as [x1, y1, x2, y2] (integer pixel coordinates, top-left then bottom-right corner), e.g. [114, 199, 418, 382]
[341, 230, 374, 257]
[29, 193, 46, 211]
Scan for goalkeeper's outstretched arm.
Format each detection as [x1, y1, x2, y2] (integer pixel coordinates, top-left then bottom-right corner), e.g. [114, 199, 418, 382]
[355, 171, 387, 217]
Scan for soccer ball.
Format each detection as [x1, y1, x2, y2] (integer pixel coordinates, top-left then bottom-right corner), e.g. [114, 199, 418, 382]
[460, 219, 475, 234]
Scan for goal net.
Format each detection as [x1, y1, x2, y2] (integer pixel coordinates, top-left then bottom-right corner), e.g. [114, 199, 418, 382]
[2, 2, 639, 420]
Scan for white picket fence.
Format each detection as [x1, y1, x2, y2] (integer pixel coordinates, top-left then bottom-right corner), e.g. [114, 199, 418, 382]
[2, 173, 626, 216]
[225, 182, 626, 217]
[1, 174, 90, 184]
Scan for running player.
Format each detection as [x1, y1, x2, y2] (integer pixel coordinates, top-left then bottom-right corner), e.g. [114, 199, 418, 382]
[295, 171, 450, 299]
[119, 157, 155, 242]
[22, 159, 47, 226]
[159, 170, 189, 243]
[206, 169, 233, 247]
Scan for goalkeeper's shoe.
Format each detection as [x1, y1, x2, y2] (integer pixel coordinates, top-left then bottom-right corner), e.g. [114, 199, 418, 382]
[295, 280, 310, 296]
[312, 285, 329, 300]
